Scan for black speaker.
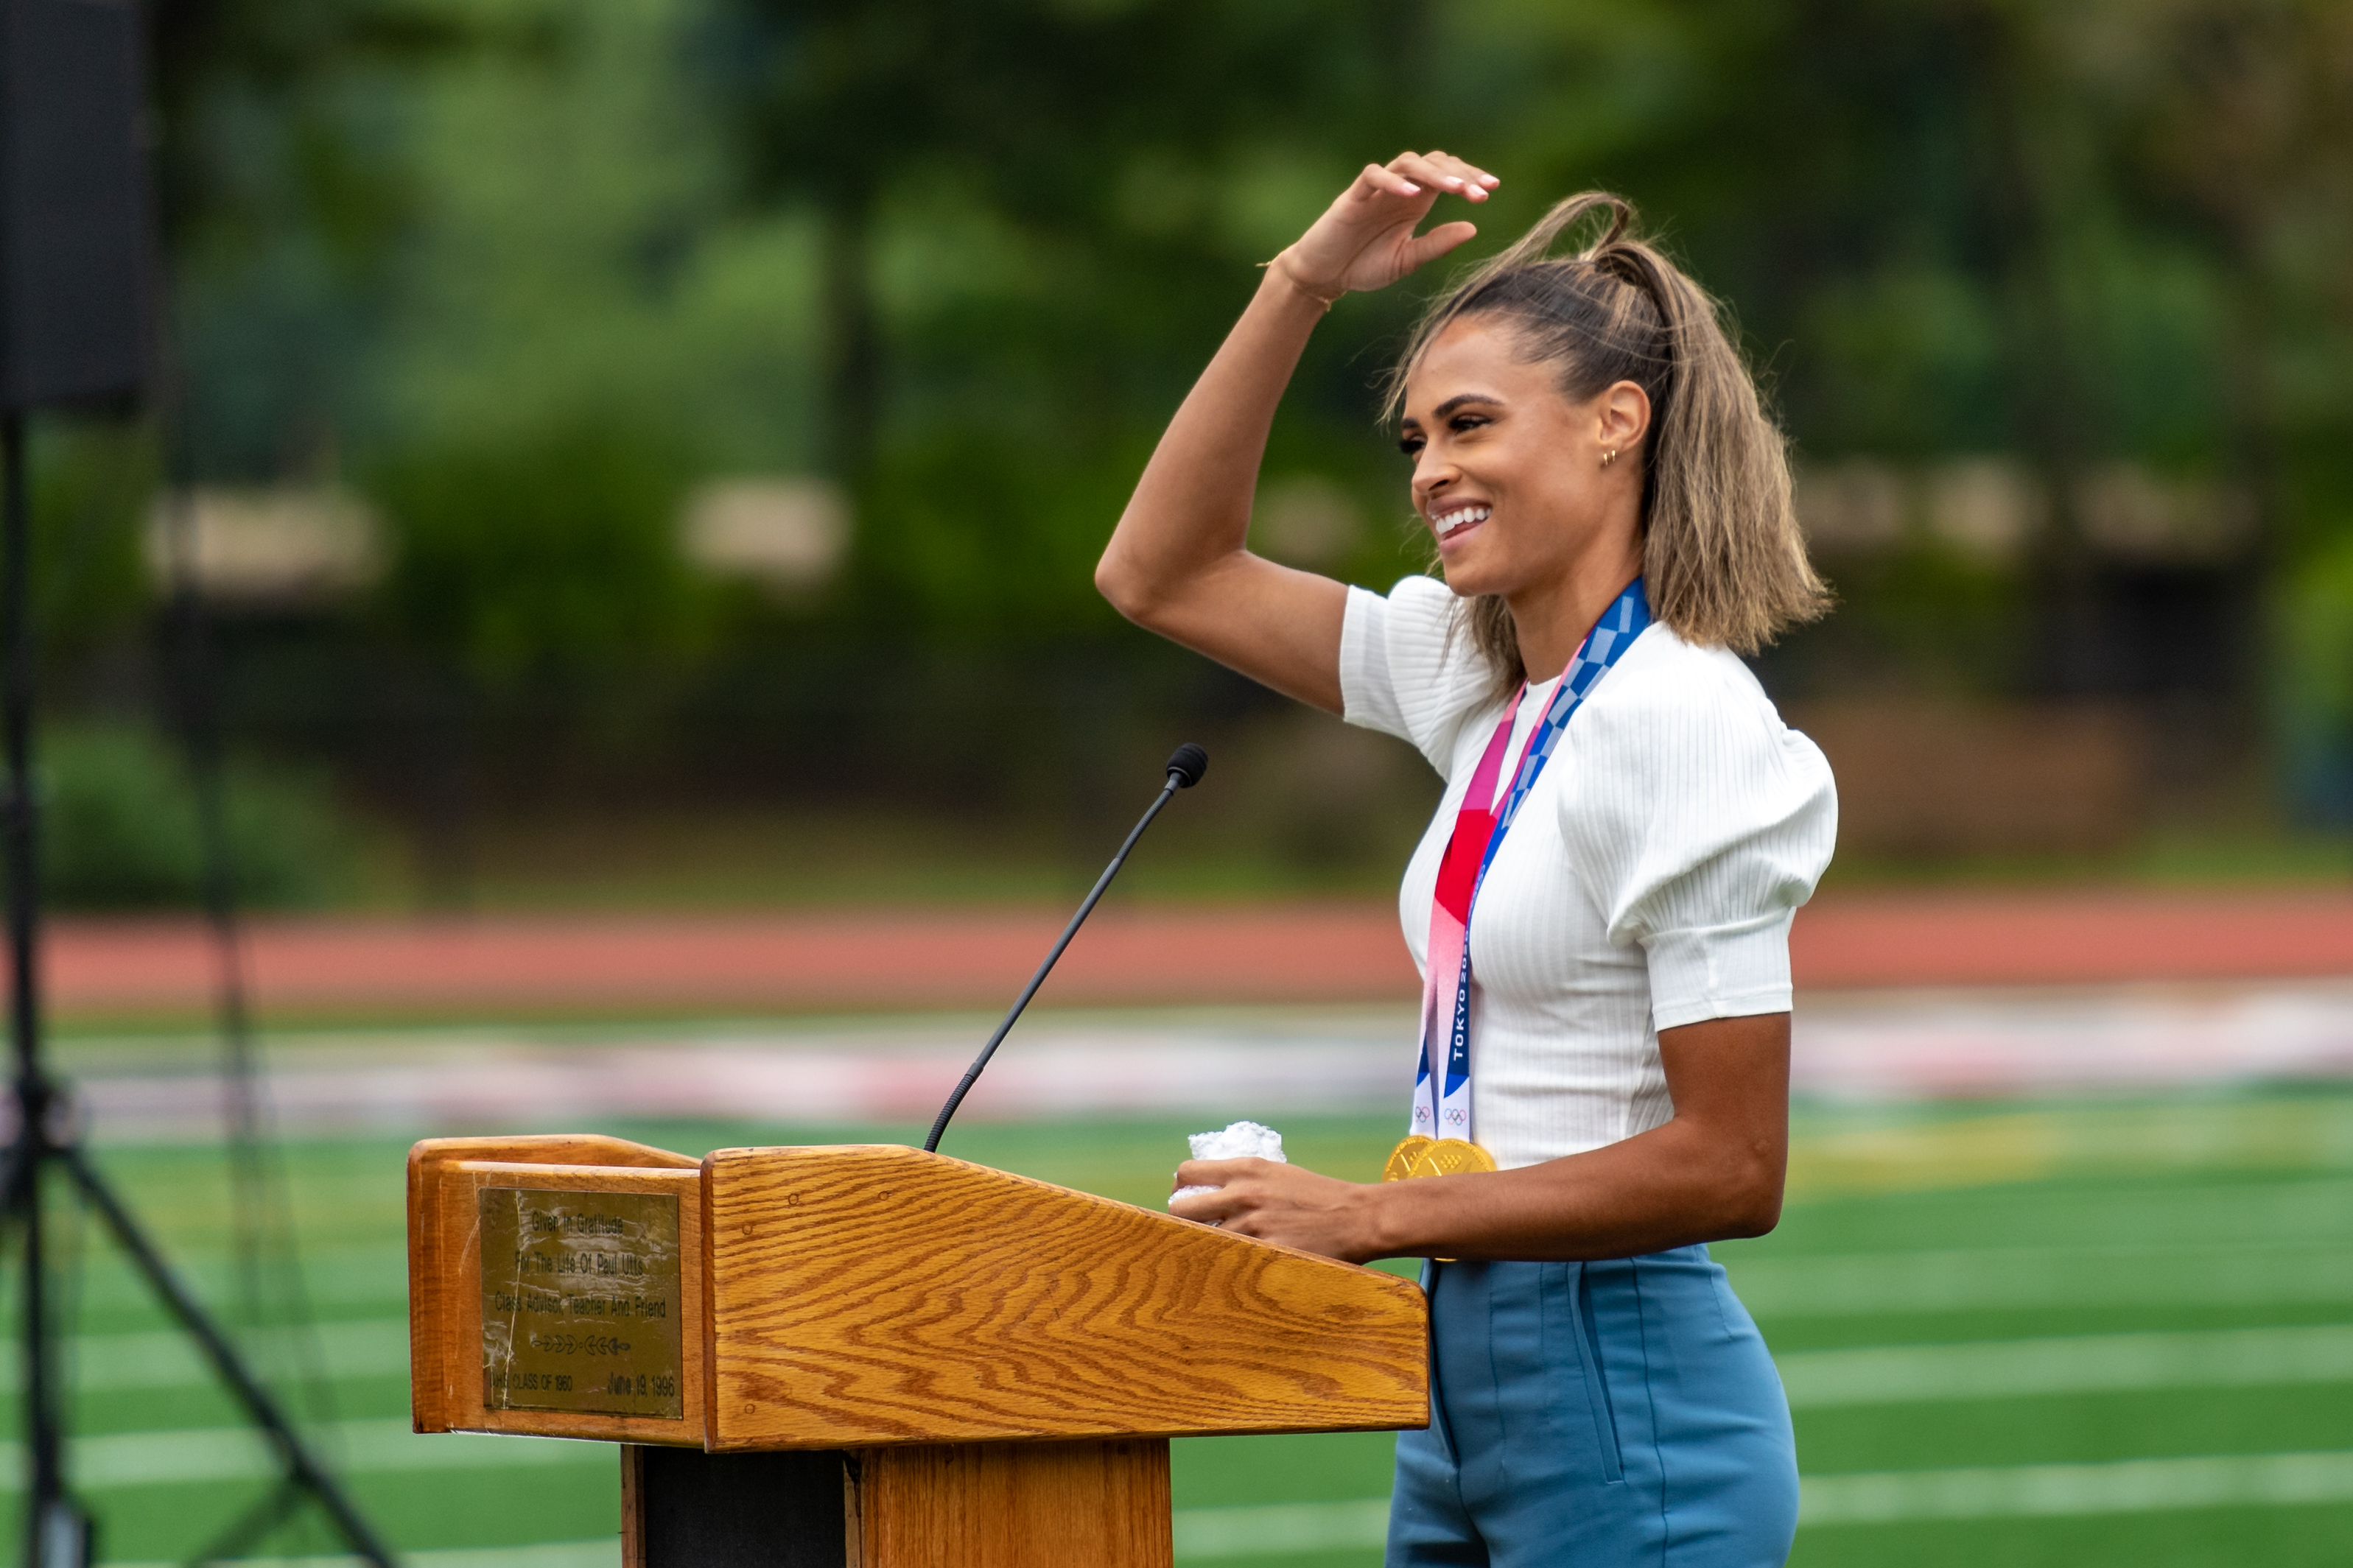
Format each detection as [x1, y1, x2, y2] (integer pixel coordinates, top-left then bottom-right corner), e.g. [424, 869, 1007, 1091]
[637, 1447, 850, 1567]
[0, 0, 153, 412]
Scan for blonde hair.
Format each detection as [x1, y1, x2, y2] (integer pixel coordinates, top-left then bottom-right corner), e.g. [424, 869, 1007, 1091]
[1387, 191, 1827, 683]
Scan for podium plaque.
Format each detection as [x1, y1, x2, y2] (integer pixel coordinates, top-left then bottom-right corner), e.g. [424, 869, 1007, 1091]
[479, 1186, 684, 1419]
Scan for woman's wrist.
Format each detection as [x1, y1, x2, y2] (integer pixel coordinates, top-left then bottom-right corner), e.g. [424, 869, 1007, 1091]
[1352, 1178, 1414, 1260]
[1266, 248, 1344, 313]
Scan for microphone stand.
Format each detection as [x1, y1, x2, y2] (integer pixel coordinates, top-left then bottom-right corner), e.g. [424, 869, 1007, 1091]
[922, 744, 1206, 1153]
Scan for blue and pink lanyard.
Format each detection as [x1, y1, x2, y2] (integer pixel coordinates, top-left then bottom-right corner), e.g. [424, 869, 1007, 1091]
[1409, 579, 1652, 1142]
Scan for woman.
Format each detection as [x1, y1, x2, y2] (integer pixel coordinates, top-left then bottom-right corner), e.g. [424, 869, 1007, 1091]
[1096, 152, 1837, 1567]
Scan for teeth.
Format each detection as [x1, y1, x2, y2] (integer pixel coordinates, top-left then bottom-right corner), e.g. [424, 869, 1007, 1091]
[1435, 505, 1491, 535]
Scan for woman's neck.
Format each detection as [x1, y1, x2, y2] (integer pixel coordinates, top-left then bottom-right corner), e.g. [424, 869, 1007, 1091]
[1507, 538, 1646, 679]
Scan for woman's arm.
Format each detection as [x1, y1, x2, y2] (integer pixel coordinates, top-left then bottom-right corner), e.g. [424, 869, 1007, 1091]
[1095, 151, 1498, 713]
[1170, 1011, 1789, 1262]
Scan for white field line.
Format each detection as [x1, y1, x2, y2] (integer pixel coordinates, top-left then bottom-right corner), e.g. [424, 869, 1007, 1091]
[111, 1546, 620, 1568]
[1168, 1451, 2353, 1555]
[1777, 1322, 2353, 1407]
[102, 1449, 2353, 1568]
[94, 1446, 2353, 1568]
[49, 1206, 2353, 1334]
[1798, 1449, 2353, 1525]
[11, 1322, 2349, 1505]
[64, 1245, 409, 1312]
[52, 977, 2353, 1142]
[63, 1310, 2353, 1404]
[49, 1318, 407, 1392]
[1793, 985, 2353, 1098]
[13, 1418, 602, 1491]
[57, 1223, 2353, 1327]
[71, 1441, 2353, 1558]
[68, 1230, 2353, 1322]
[33, 1317, 2353, 1408]
[1173, 1499, 1390, 1558]
[48, 1238, 2353, 1335]
[1727, 1242, 2353, 1316]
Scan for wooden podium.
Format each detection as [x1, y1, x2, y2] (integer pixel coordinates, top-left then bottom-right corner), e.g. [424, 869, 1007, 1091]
[408, 1135, 1428, 1567]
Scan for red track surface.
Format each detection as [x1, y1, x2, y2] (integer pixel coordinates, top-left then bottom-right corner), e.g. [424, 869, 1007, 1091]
[26, 889, 2353, 1020]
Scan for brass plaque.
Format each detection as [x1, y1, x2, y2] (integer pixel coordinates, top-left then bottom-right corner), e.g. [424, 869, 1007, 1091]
[480, 1187, 684, 1419]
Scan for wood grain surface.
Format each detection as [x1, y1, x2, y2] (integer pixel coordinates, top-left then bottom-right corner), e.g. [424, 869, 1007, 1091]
[862, 1440, 1170, 1568]
[412, 1156, 706, 1444]
[704, 1145, 1427, 1449]
[409, 1136, 699, 1432]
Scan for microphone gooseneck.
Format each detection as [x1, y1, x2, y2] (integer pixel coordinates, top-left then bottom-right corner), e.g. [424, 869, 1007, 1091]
[921, 744, 1208, 1154]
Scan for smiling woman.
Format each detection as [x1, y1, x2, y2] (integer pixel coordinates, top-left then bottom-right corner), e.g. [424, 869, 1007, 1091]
[1096, 153, 1838, 1568]
[1386, 193, 1828, 688]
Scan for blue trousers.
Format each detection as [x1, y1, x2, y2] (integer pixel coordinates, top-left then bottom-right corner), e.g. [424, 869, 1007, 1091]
[1387, 1249, 1798, 1567]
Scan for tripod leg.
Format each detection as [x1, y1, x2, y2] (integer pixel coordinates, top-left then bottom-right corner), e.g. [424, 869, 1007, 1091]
[60, 1147, 399, 1568]
[1, 416, 91, 1568]
[183, 1476, 303, 1568]
[10, 1155, 85, 1568]
[5, 1144, 91, 1568]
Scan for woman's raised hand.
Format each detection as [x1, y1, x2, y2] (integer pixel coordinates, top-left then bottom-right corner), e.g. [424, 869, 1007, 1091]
[1099, 155, 1497, 714]
[1273, 151, 1498, 306]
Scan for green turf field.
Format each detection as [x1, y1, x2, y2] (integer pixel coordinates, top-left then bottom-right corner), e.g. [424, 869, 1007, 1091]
[4, 1091, 2351, 1566]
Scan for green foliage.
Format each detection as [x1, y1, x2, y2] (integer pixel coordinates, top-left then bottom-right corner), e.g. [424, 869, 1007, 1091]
[2275, 531, 2353, 823]
[39, 725, 368, 910]
[371, 415, 703, 678]
[2280, 535, 2353, 731]
[29, 426, 155, 658]
[1770, 538, 2030, 700]
[851, 430, 1135, 639]
[111, 0, 2353, 834]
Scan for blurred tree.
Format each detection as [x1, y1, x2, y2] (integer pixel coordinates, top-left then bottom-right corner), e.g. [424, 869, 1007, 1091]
[49, 0, 2349, 855]
[372, 412, 701, 681]
[39, 723, 366, 910]
[2075, 0, 2353, 815]
[150, 0, 475, 477]
[714, 0, 1429, 631]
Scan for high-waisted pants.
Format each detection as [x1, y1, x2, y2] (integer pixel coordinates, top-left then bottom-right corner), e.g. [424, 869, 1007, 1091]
[1386, 1248, 1799, 1567]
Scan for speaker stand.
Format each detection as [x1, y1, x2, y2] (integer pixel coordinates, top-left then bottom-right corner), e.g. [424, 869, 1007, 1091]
[0, 414, 396, 1567]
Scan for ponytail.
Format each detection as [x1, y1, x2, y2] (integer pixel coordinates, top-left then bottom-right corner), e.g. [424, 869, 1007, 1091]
[1386, 192, 1826, 682]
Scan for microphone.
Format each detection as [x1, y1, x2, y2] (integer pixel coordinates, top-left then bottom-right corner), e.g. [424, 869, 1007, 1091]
[921, 744, 1209, 1153]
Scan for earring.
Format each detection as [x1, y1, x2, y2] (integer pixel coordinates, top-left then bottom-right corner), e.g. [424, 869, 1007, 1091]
[1601, 448, 1620, 468]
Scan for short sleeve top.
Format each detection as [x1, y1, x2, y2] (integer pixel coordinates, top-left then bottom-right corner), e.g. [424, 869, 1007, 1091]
[1340, 574, 1838, 1169]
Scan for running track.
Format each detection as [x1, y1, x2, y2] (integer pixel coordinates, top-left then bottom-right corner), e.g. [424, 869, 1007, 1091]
[27, 888, 2353, 1019]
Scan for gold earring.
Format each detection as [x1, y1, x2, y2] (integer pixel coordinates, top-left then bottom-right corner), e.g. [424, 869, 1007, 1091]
[1601, 448, 1620, 468]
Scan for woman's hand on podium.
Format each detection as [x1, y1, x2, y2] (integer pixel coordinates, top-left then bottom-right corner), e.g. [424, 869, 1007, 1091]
[1174, 1016, 1794, 1264]
[1168, 1156, 1385, 1262]
[1269, 150, 1498, 310]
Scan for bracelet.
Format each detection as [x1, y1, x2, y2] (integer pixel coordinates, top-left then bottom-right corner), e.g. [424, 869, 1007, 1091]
[1260, 257, 1343, 313]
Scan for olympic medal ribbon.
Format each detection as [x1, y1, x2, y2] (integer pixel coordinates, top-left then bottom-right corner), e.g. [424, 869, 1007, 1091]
[1391, 580, 1651, 1182]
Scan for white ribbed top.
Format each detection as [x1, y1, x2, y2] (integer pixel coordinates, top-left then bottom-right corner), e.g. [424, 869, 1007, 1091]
[1341, 576, 1838, 1170]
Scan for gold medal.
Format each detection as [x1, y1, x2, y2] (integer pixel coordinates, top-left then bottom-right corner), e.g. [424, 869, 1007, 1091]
[1381, 1135, 1498, 1263]
[1382, 1136, 1495, 1181]
[1406, 1138, 1499, 1178]
[1381, 1136, 1434, 1182]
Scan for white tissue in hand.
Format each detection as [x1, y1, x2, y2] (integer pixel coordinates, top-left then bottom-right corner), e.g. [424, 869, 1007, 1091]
[1170, 1120, 1286, 1207]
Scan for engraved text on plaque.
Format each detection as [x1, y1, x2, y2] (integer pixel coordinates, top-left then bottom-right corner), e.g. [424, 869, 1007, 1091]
[480, 1187, 684, 1419]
